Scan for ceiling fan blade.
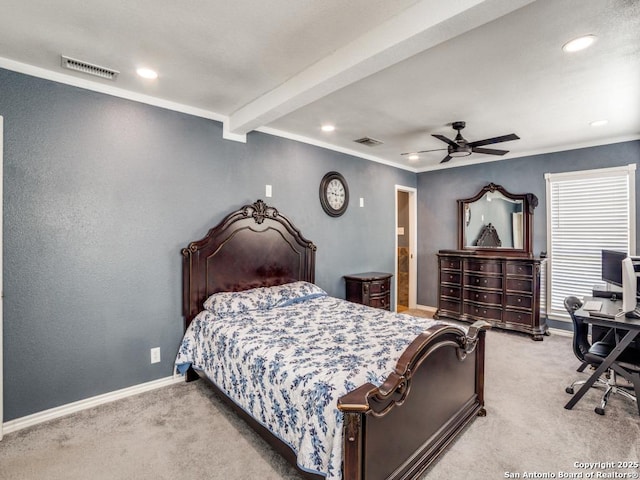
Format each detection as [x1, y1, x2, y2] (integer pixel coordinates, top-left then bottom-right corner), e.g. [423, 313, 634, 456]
[400, 148, 447, 155]
[432, 134, 458, 148]
[468, 133, 519, 148]
[472, 147, 509, 156]
[440, 155, 452, 164]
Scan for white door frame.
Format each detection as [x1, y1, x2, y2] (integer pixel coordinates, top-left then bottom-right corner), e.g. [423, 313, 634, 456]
[395, 185, 417, 311]
[1, 115, 4, 440]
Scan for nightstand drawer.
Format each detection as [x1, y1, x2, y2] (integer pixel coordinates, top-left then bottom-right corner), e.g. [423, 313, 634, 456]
[367, 280, 388, 295]
[369, 293, 390, 310]
[344, 272, 393, 311]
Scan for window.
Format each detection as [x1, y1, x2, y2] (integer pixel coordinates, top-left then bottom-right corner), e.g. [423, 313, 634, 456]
[545, 164, 636, 320]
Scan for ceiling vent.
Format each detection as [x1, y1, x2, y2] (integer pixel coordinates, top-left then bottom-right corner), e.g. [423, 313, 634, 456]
[353, 136, 383, 147]
[61, 55, 119, 81]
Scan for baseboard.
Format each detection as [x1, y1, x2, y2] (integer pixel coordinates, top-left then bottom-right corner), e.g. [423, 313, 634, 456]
[2, 375, 184, 437]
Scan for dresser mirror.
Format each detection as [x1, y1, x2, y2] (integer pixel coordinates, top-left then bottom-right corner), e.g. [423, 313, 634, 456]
[458, 183, 537, 256]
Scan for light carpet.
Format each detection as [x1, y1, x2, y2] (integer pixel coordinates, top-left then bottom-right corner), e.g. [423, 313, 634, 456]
[1, 325, 638, 480]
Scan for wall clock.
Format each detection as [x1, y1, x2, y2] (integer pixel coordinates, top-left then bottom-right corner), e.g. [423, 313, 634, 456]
[319, 171, 349, 217]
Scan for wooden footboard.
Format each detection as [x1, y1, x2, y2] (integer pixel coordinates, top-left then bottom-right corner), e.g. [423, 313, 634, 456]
[338, 321, 489, 480]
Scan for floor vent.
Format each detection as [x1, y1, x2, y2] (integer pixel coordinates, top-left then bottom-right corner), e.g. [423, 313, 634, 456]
[61, 55, 119, 81]
[353, 136, 383, 147]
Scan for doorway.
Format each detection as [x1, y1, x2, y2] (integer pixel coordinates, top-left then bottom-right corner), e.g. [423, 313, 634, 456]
[395, 186, 416, 312]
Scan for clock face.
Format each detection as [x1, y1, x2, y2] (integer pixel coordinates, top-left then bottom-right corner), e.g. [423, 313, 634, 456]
[326, 178, 346, 209]
[319, 172, 349, 216]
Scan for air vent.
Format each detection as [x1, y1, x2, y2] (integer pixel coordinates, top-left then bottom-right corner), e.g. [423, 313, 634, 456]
[61, 55, 119, 81]
[353, 136, 383, 147]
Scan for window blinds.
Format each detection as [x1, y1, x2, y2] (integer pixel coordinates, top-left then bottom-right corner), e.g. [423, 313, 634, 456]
[545, 165, 636, 319]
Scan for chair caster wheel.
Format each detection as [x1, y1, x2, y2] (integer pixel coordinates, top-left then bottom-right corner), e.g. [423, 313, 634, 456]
[595, 407, 605, 415]
[565, 387, 574, 394]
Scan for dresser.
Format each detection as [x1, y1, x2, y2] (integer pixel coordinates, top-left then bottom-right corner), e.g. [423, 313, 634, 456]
[344, 272, 392, 311]
[435, 251, 547, 340]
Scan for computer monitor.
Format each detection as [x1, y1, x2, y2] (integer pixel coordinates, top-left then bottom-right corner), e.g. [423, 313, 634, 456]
[601, 249, 626, 288]
[621, 256, 640, 315]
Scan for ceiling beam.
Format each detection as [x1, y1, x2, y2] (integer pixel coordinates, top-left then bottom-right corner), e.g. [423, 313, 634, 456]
[227, 0, 535, 137]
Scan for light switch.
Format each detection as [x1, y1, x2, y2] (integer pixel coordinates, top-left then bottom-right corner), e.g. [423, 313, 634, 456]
[359, 197, 364, 207]
[266, 185, 272, 197]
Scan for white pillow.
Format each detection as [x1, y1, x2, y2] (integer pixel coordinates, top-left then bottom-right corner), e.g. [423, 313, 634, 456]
[203, 281, 326, 315]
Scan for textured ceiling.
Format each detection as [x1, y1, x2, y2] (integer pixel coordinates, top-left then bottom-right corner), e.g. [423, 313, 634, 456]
[1, 0, 638, 171]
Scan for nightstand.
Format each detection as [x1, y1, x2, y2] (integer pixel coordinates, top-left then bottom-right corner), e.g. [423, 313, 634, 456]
[344, 272, 392, 311]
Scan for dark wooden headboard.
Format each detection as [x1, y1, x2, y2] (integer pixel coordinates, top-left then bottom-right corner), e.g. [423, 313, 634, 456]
[181, 199, 317, 329]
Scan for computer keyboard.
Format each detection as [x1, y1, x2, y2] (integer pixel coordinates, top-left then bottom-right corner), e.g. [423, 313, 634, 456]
[582, 300, 603, 311]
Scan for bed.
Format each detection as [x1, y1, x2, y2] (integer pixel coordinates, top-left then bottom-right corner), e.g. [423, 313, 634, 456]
[177, 199, 489, 480]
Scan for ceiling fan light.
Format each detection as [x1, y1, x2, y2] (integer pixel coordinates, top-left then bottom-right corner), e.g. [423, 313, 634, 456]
[450, 150, 472, 158]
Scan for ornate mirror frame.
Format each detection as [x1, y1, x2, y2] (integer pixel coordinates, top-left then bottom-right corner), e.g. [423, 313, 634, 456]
[458, 183, 538, 257]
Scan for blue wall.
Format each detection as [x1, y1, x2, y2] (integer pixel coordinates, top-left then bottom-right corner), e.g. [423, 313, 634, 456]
[2, 66, 637, 422]
[417, 141, 640, 307]
[0, 68, 415, 420]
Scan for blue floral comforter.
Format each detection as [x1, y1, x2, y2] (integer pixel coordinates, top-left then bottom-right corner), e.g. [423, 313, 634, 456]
[175, 284, 443, 479]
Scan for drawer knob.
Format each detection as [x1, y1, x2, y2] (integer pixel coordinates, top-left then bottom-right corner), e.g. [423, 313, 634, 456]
[517, 298, 522, 303]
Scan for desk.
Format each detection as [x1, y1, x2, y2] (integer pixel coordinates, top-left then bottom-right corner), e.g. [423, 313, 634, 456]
[564, 297, 640, 415]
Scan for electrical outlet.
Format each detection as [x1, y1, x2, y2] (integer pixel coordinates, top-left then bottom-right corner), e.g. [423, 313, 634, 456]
[150, 347, 161, 364]
[266, 185, 272, 197]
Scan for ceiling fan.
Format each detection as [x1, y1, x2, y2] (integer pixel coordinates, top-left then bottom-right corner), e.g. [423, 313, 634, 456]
[401, 121, 520, 163]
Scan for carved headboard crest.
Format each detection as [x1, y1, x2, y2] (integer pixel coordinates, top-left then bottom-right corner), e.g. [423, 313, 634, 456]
[243, 199, 278, 225]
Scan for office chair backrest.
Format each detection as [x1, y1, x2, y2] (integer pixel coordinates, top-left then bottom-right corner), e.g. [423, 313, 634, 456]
[564, 296, 589, 361]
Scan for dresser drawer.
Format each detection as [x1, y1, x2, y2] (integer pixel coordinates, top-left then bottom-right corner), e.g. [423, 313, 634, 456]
[465, 259, 503, 274]
[440, 285, 461, 299]
[439, 298, 461, 314]
[464, 302, 503, 322]
[506, 277, 533, 293]
[465, 274, 503, 290]
[506, 262, 533, 277]
[465, 289, 502, 305]
[506, 293, 532, 310]
[441, 271, 462, 285]
[440, 257, 461, 270]
[504, 309, 533, 326]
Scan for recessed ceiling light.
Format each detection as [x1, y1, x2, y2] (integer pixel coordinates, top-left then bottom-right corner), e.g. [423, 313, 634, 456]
[562, 35, 597, 53]
[590, 119, 608, 127]
[321, 124, 335, 132]
[136, 68, 158, 79]
[408, 154, 419, 161]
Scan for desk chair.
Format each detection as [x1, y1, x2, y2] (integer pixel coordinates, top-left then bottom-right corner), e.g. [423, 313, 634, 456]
[564, 296, 638, 415]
